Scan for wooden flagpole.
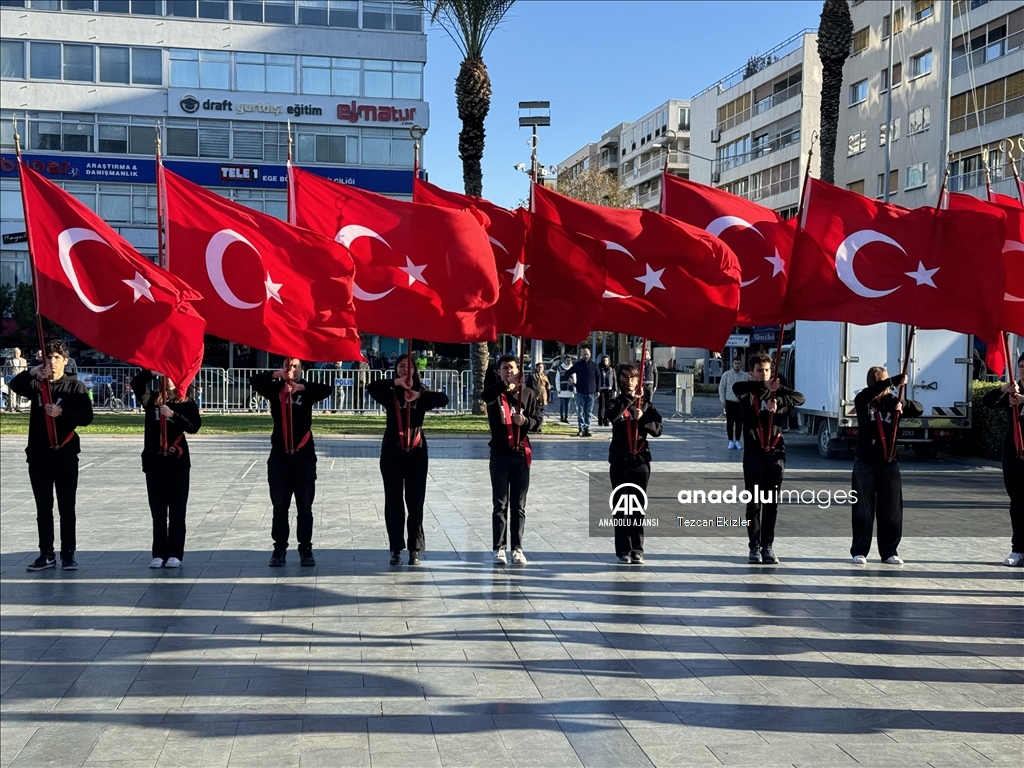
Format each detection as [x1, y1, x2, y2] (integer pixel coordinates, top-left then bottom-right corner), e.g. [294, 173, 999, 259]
[154, 125, 169, 454]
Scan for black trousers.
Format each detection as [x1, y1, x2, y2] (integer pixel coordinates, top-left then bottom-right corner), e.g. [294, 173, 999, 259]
[145, 461, 190, 560]
[725, 401, 743, 441]
[1003, 452, 1024, 553]
[268, 450, 316, 551]
[380, 449, 428, 553]
[597, 390, 613, 426]
[743, 452, 785, 549]
[611, 464, 650, 556]
[28, 452, 79, 556]
[851, 457, 903, 559]
[490, 452, 529, 551]
[558, 397, 571, 421]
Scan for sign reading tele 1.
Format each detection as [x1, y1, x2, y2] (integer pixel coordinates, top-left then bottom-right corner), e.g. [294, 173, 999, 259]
[168, 89, 429, 128]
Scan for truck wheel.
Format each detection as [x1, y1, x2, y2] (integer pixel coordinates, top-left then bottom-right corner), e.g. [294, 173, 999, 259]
[817, 421, 839, 459]
[913, 444, 938, 460]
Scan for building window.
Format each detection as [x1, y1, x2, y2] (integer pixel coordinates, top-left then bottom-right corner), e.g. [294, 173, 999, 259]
[62, 44, 94, 82]
[883, 8, 905, 38]
[716, 92, 751, 132]
[30, 42, 62, 80]
[750, 158, 799, 202]
[908, 105, 931, 134]
[905, 162, 927, 189]
[678, 107, 690, 131]
[913, 0, 933, 22]
[233, 0, 263, 22]
[752, 67, 802, 116]
[235, 53, 296, 93]
[953, 0, 988, 17]
[29, 117, 62, 151]
[909, 50, 932, 79]
[852, 26, 869, 54]
[952, 10, 1023, 77]
[99, 46, 130, 84]
[881, 62, 902, 91]
[1, 40, 25, 79]
[263, 0, 295, 24]
[847, 130, 867, 156]
[879, 118, 900, 146]
[847, 179, 865, 196]
[876, 170, 898, 198]
[949, 73, 1023, 134]
[329, 0, 358, 27]
[198, 0, 229, 18]
[297, 0, 327, 24]
[166, 1, 198, 17]
[96, 1, 130, 10]
[849, 79, 868, 105]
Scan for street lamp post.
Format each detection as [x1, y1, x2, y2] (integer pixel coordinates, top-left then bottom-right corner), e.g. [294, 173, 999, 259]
[517, 101, 551, 366]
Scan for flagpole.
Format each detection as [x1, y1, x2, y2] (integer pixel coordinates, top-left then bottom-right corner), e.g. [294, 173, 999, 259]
[1001, 138, 1024, 206]
[12, 115, 58, 448]
[637, 337, 648, 408]
[286, 120, 295, 225]
[154, 125, 170, 454]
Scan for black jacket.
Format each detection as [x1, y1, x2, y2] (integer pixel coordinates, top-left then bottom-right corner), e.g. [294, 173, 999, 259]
[607, 393, 663, 468]
[733, 380, 805, 455]
[853, 378, 923, 467]
[10, 371, 94, 460]
[567, 359, 600, 394]
[983, 382, 1024, 461]
[130, 372, 202, 470]
[250, 372, 332, 455]
[482, 379, 543, 456]
[598, 365, 615, 391]
[366, 378, 449, 455]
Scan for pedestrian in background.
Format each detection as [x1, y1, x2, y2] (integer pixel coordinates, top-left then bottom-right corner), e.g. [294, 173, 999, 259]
[719, 355, 748, 450]
[567, 349, 600, 437]
[597, 355, 615, 427]
[554, 355, 575, 424]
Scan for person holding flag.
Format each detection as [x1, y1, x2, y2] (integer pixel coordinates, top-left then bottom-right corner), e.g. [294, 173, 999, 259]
[367, 356, 450, 566]
[130, 371, 202, 569]
[251, 359, 333, 568]
[983, 353, 1024, 567]
[607, 362, 663, 564]
[483, 354, 543, 565]
[11, 341, 94, 571]
[850, 367, 923, 566]
[732, 353, 805, 564]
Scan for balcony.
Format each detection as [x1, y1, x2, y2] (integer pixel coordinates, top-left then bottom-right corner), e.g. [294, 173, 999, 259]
[752, 82, 802, 117]
[713, 132, 800, 176]
[693, 28, 816, 99]
[624, 150, 691, 183]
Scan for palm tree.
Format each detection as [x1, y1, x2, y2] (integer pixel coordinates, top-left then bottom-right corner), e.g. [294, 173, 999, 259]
[418, 0, 516, 411]
[816, 0, 853, 184]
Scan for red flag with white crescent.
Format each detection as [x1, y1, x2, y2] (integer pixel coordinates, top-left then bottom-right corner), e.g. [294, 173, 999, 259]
[19, 162, 205, 391]
[162, 167, 362, 362]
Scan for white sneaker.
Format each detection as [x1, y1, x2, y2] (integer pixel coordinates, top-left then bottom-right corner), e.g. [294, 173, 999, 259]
[512, 548, 528, 564]
[883, 555, 904, 565]
[1002, 552, 1024, 567]
[852, 555, 867, 565]
[493, 548, 507, 565]
[149, 558, 165, 569]
[726, 440, 735, 449]
[165, 557, 182, 568]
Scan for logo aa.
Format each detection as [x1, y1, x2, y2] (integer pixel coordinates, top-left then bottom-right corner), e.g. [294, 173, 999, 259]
[609, 483, 648, 516]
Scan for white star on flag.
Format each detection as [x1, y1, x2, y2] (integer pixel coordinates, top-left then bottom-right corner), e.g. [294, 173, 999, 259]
[400, 256, 429, 286]
[505, 260, 530, 284]
[765, 249, 786, 277]
[265, 272, 284, 303]
[122, 271, 154, 303]
[634, 264, 666, 295]
[905, 261, 939, 288]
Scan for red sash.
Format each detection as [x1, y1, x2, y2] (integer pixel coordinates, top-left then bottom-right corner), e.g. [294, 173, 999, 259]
[871, 405, 891, 461]
[625, 405, 645, 456]
[500, 391, 531, 466]
[278, 385, 309, 454]
[750, 394, 781, 451]
[393, 387, 422, 452]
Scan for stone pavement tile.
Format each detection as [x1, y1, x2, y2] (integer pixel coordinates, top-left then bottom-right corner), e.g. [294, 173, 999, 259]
[82, 761, 157, 768]
[366, 715, 437, 753]
[1, 682, 72, 712]
[155, 737, 234, 768]
[633, 745, 723, 767]
[839, 741, 1003, 766]
[299, 748, 371, 768]
[8, 724, 106, 768]
[553, 715, 655, 768]
[963, 740, 1024, 764]
[369, 752, 441, 768]
[82, 725, 171, 763]
[709, 741, 856, 765]
[509, 750, 584, 768]
[0, 726, 37, 768]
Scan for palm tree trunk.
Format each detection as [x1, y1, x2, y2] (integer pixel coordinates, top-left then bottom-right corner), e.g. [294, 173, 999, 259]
[819, 62, 842, 184]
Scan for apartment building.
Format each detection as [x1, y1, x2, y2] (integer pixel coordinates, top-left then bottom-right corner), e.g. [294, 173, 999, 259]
[616, 99, 691, 210]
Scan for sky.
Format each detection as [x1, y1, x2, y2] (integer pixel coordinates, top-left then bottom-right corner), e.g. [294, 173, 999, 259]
[421, 0, 823, 209]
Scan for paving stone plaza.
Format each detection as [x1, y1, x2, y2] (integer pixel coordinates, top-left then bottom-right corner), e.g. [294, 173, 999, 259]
[1, 396, 1022, 767]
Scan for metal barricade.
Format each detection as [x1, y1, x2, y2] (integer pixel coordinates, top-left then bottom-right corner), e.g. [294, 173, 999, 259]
[304, 366, 385, 414]
[384, 369, 464, 413]
[76, 367, 141, 411]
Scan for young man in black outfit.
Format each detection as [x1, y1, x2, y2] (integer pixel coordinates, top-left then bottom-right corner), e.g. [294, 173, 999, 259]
[250, 359, 332, 567]
[367, 356, 449, 566]
[130, 371, 202, 568]
[850, 366, 923, 565]
[983, 353, 1024, 567]
[733, 352, 805, 564]
[483, 354, 542, 565]
[10, 340, 94, 571]
[607, 362, 663, 564]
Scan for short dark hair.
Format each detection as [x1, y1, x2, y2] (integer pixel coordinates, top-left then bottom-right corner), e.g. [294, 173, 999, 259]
[498, 354, 517, 367]
[748, 352, 771, 370]
[617, 362, 639, 378]
[46, 341, 69, 359]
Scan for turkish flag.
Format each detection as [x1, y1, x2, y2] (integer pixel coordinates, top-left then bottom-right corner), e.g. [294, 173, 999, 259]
[991, 192, 1023, 210]
[19, 162, 205, 391]
[947, 192, 1024, 336]
[412, 178, 606, 344]
[162, 167, 362, 362]
[291, 167, 499, 343]
[662, 173, 793, 325]
[786, 178, 1005, 340]
[532, 184, 741, 349]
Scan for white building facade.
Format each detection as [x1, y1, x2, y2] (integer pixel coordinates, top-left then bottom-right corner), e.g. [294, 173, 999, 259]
[616, 99, 691, 210]
[0, 0, 427, 287]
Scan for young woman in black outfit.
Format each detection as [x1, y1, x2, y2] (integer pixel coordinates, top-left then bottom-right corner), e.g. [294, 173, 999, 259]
[606, 362, 663, 564]
[983, 354, 1024, 567]
[130, 371, 202, 569]
[367, 357, 449, 565]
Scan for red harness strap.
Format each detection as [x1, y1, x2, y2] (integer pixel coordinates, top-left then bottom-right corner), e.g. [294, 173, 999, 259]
[625, 405, 644, 456]
[750, 393, 781, 452]
[393, 387, 422, 452]
[54, 429, 76, 450]
[277, 385, 308, 454]
[500, 392, 531, 466]
[871, 405, 890, 460]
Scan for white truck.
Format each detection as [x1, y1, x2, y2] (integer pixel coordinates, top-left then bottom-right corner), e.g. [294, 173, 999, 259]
[776, 321, 973, 459]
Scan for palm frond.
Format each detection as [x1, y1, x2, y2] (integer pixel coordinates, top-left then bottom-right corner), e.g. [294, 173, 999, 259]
[415, 0, 516, 58]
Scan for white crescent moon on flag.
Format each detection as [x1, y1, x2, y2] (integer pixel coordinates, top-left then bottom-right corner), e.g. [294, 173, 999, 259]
[705, 216, 762, 288]
[335, 225, 396, 302]
[205, 229, 263, 310]
[489, 236, 509, 255]
[1003, 241, 1024, 301]
[602, 241, 634, 298]
[57, 228, 118, 313]
[836, 230, 903, 299]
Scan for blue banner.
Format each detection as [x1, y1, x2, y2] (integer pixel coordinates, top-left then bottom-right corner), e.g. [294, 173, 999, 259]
[0, 154, 412, 194]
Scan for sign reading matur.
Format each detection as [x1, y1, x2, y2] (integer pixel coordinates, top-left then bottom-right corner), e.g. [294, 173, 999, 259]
[168, 89, 429, 128]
